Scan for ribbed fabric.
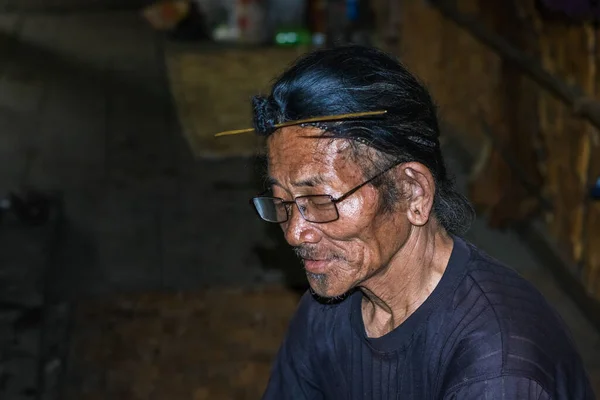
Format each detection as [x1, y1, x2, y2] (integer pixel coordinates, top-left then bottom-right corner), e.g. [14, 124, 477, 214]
[262, 237, 595, 399]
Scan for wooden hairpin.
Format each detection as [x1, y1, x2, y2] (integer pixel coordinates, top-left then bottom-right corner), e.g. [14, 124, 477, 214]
[214, 110, 388, 137]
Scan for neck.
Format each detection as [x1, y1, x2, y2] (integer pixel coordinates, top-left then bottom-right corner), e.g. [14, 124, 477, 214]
[360, 226, 454, 338]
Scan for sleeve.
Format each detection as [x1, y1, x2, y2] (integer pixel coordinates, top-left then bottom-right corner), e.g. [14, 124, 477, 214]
[442, 375, 551, 400]
[261, 291, 324, 400]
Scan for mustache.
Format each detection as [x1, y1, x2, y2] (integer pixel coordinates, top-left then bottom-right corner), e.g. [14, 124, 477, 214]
[293, 246, 344, 261]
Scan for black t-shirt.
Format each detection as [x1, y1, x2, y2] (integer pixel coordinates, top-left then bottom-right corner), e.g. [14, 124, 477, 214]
[262, 237, 595, 399]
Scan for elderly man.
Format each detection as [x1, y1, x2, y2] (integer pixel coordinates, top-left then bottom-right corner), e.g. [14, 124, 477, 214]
[221, 45, 593, 399]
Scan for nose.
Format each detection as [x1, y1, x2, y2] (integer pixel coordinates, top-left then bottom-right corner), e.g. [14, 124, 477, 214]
[282, 203, 321, 247]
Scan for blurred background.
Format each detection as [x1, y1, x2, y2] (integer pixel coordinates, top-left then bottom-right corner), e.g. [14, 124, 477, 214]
[0, 0, 599, 398]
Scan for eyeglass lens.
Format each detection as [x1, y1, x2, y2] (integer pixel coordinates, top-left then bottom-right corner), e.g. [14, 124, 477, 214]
[253, 196, 339, 223]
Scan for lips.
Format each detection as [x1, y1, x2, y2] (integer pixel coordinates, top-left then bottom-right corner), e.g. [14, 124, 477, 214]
[303, 258, 331, 274]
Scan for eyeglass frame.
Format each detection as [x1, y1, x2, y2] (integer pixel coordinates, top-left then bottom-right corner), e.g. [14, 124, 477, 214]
[251, 159, 405, 224]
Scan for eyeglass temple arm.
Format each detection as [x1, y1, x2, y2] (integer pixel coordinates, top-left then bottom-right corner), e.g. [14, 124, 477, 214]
[331, 160, 404, 203]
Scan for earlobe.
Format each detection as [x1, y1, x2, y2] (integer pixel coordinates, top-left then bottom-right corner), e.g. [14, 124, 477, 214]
[407, 206, 428, 226]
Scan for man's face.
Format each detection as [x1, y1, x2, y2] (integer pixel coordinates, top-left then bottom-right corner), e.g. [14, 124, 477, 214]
[267, 126, 411, 298]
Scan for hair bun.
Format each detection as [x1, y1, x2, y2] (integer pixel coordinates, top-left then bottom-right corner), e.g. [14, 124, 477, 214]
[252, 95, 278, 135]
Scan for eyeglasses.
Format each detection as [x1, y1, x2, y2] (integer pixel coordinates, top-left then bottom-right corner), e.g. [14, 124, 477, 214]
[251, 160, 403, 224]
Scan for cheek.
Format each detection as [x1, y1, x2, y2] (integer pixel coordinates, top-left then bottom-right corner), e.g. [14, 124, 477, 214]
[333, 196, 379, 234]
[337, 196, 365, 219]
[321, 200, 368, 241]
[326, 196, 403, 267]
[320, 197, 383, 260]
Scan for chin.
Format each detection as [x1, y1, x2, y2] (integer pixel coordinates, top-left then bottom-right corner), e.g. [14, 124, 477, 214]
[306, 272, 352, 301]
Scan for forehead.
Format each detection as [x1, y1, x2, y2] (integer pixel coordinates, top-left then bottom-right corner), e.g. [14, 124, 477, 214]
[267, 126, 353, 180]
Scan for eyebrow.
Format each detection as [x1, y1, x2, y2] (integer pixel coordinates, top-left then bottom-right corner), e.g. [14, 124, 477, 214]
[266, 175, 325, 188]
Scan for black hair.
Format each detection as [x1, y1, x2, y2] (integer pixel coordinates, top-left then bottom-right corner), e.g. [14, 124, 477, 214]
[252, 45, 474, 236]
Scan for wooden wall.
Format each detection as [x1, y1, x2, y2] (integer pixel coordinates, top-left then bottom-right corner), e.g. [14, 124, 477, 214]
[530, 5, 600, 297]
[384, 0, 600, 299]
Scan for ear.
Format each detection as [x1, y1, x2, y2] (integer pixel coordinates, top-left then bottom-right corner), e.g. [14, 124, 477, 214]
[399, 162, 435, 226]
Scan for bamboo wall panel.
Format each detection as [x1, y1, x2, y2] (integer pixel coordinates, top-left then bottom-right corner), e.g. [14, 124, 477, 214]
[392, 0, 600, 298]
[399, 0, 542, 225]
[399, 0, 499, 151]
[580, 24, 600, 294]
[468, 1, 543, 227]
[536, 17, 592, 264]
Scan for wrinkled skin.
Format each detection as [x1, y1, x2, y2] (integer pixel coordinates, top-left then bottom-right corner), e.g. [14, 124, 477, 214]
[267, 126, 445, 299]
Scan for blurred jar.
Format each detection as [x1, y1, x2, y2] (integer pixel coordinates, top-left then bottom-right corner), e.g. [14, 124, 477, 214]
[235, 0, 268, 44]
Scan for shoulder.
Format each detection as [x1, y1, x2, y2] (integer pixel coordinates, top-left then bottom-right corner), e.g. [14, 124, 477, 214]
[438, 242, 591, 397]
